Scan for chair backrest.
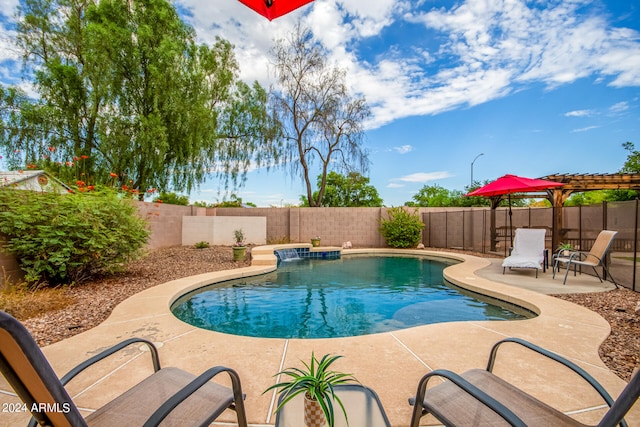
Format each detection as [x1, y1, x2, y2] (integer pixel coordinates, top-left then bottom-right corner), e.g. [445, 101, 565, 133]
[0, 310, 86, 427]
[511, 228, 546, 258]
[585, 230, 618, 265]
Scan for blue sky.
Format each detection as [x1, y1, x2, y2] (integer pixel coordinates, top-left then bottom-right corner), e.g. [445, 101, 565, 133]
[1, 0, 639, 206]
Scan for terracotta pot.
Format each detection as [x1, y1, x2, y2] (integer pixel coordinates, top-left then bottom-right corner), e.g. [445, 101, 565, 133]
[303, 394, 326, 427]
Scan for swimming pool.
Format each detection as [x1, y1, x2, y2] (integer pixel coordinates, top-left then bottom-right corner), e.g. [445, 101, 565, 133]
[171, 255, 534, 338]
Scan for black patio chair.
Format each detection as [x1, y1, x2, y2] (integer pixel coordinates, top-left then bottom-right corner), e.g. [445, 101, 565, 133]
[409, 337, 640, 427]
[0, 310, 247, 427]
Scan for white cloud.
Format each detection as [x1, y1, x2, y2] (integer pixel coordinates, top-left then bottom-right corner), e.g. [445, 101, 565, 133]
[394, 171, 453, 183]
[392, 0, 640, 125]
[609, 101, 629, 113]
[565, 110, 594, 117]
[0, 0, 18, 19]
[386, 182, 404, 188]
[572, 125, 600, 133]
[393, 145, 414, 154]
[3, 0, 639, 132]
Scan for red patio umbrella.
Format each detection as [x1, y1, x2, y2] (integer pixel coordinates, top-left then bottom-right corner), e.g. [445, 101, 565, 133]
[465, 174, 564, 198]
[465, 174, 564, 246]
[238, 0, 314, 21]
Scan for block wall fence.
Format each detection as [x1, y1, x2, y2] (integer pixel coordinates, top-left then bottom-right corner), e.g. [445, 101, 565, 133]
[138, 204, 475, 249]
[2, 200, 638, 288]
[136, 201, 639, 254]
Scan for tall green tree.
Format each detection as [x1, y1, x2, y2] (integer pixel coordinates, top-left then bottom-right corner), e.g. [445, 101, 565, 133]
[1, 0, 276, 195]
[270, 24, 370, 207]
[300, 171, 383, 207]
[406, 184, 483, 207]
[620, 141, 640, 173]
[405, 182, 526, 207]
[406, 184, 460, 207]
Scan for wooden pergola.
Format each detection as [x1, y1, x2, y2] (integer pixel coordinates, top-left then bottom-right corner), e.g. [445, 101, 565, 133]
[485, 174, 640, 251]
[533, 173, 640, 250]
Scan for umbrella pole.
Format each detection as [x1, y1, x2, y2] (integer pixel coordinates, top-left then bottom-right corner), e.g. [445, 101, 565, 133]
[508, 193, 513, 248]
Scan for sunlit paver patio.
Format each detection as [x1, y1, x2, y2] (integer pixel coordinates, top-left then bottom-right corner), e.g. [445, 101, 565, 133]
[0, 247, 637, 426]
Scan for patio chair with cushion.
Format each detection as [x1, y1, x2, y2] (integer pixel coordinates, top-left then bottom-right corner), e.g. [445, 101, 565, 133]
[502, 228, 547, 278]
[553, 230, 618, 286]
[409, 337, 640, 427]
[0, 310, 247, 427]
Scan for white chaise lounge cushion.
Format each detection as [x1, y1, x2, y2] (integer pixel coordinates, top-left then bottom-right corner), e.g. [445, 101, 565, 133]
[502, 228, 546, 270]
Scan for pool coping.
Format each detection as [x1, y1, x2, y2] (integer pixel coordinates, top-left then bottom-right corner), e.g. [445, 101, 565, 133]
[0, 246, 636, 426]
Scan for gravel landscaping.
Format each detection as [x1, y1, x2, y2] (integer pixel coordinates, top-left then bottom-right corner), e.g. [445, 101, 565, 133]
[21, 246, 640, 381]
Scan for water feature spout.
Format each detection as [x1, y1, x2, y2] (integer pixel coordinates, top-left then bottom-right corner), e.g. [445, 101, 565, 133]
[275, 248, 301, 261]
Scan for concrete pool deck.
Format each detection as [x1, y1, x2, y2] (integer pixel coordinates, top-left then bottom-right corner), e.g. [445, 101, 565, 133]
[0, 247, 638, 426]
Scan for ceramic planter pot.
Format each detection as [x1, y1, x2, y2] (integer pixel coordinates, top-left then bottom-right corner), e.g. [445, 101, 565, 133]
[311, 238, 321, 247]
[232, 246, 246, 261]
[303, 394, 326, 427]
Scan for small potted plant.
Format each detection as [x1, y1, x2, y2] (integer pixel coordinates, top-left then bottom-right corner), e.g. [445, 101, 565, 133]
[232, 229, 246, 261]
[264, 353, 357, 427]
[556, 242, 573, 256]
[311, 236, 321, 247]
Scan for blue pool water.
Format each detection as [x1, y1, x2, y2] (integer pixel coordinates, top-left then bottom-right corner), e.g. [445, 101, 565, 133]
[171, 256, 533, 338]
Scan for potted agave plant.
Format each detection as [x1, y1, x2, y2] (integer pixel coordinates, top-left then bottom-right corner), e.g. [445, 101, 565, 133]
[232, 229, 246, 261]
[264, 353, 357, 427]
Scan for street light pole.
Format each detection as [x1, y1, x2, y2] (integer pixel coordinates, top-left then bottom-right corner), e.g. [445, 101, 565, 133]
[471, 153, 484, 187]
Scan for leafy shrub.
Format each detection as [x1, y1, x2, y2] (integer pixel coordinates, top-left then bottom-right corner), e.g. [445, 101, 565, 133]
[0, 188, 149, 287]
[194, 241, 210, 249]
[378, 207, 424, 248]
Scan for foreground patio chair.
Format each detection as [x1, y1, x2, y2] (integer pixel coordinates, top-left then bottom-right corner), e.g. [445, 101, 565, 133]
[502, 228, 547, 278]
[553, 230, 618, 286]
[0, 310, 247, 427]
[409, 337, 640, 427]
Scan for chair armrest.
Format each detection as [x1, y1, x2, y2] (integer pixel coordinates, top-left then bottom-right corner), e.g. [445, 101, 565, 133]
[409, 369, 526, 427]
[486, 338, 626, 427]
[59, 338, 160, 386]
[567, 251, 589, 261]
[142, 366, 246, 427]
[28, 340, 162, 427]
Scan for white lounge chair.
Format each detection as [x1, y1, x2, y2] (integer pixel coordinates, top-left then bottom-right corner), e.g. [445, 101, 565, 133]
[502, 228, 546, 278]
[553, 230, 618, 286]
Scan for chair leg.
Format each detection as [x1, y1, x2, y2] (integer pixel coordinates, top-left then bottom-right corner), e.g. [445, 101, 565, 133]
[601, 264, 619, 288]
[562, 262, 571, 285]
[552, 259, 560, 278]
[591, 266, 603, 283]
